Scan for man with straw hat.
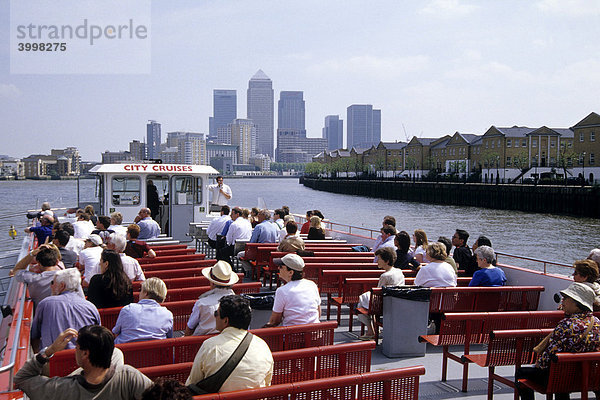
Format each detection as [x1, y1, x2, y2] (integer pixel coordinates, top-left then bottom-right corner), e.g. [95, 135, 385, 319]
[516, 282, 600, 400]
[185, 261, 239, 336]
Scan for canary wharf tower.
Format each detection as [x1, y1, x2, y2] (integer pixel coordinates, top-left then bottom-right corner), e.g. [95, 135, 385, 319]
[247, 70, 274, 158]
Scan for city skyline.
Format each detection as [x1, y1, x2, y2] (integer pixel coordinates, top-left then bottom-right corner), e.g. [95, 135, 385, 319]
[1, 1, 600, 161]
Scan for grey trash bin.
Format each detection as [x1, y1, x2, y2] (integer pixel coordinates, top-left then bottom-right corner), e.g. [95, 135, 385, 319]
[381, 286, 431, 358]
[243, 292, 275, 329]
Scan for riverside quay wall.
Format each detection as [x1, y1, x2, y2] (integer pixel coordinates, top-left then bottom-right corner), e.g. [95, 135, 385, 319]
[301, 178, 600, 218]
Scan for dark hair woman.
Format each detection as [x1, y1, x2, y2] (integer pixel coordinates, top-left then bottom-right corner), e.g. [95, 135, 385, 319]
[87, 249, 133, 309]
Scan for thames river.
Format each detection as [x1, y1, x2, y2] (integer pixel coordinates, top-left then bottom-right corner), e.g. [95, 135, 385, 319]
[1, 178, 599, 269]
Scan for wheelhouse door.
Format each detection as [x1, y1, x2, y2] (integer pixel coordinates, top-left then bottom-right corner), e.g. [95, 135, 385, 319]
[170, 175, 198, 241]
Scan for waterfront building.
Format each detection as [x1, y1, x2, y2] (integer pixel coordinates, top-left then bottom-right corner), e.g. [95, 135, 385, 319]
[101, 151, 135, 164]
[571, 112, 600, 183]
[129, 140, 146, 161]
[210, 90, 237, 141]
[247, 70, 274, 158]
[0, 158, 24, 178]
[346, 105, 381, 149]
[276, 129, 328, 163]
[50, 147, 81, 175]
[206, 142, 238, 174]
[323, 115, 344, 151]
[249, 154, 271, 172]
[146, 120, 161, 160]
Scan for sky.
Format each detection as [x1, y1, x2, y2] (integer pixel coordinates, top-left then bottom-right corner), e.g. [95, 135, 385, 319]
[1, 0, 600, 161]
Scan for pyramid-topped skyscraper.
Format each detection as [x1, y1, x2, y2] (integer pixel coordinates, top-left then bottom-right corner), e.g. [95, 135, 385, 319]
[247, 70, 274, 158]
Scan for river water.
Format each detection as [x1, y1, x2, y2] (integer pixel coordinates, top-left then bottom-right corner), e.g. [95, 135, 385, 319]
[1, 178, 599, 269]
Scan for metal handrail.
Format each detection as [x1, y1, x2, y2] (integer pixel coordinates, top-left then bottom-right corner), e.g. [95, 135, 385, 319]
[0, 280, 27, 390]
[495, 251, 572, 275]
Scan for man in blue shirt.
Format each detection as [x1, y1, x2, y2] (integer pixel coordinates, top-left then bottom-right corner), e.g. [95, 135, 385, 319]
[112, 277, 173, 343]
[31, 268, 100, 352]
[135, 208, 161, 240]
[25, 215, 54, 246]
[238, 209, 278, 275]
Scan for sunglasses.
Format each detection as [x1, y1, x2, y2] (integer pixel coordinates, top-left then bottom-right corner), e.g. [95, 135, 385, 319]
[213, 310, 220, 318]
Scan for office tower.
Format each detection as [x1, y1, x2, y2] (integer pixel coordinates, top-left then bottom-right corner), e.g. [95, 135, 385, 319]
[278, 91, 305, 131]
[210, 90, 237, 141]
[166, 132, 206, 165]
[247, 70, 274, 157]
[229, 119, 256, 164]
[129, 140, 146, 160]
[146, 120, 161, 159]
[346, 105, 381, 149]
[276, 130, 328, 163]
[323, 115, 344, 150]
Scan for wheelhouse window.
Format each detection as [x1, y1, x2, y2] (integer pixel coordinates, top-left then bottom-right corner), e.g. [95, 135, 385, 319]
[112, 177, 141, 206]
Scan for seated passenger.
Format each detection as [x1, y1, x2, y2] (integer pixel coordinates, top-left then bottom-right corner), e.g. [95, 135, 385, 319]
[357, 247, 405, 340]
[106, 233, 146, 282]
[307, 215, 326, 240]
[11, 243, 62, 306]
[437, 236, 458, 274]
[277, 221, 305, 252]
[113, 277, 173, 343]
[469, 246, 506, 287]
[394, 231, 420, 271]
[73, 211, 95, 239]
[412, 229, 430, 264]
[300, 210, 313, 234]
[264, 254, 321, 327]
[15, 326, 152, 400]
[79, 234, 104, 287]
[414, 242, 457, 287]
[52, 230, 78, 269]
[124, 224, 157, 259]
[185, 261, 237, 336]
[572, 259, 600, 311]
[135, 208, 161, 240]
[108, 212, 128, 236]
[31, 268, 100, 352]
[516, 283, 600, 400]
[87, 249, 134, 309]
[186, 295, 273, 393]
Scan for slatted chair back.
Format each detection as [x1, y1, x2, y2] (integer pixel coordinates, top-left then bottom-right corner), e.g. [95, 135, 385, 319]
[131, 274, 245, 291]
[304, 263, 378, 282]
[138, 253, 205, 265]
[141, 259, 215, 272]
[148, 244, 187, 251]
[144, 267, 210, 280]
[546, 352, 600, 397]
[150, 248, 197, 257]
[133, 282, 262, 302]
[483, 329, 549, 368]
[191, 366, 426, 400]
[49, 322, 339, 376]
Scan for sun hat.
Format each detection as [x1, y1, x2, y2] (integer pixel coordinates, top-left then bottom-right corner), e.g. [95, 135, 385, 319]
[560, 282, 595, 312]
[86, 234, 103, 246]
[276, 253, 305, 272]
[202, 260, 239, 286]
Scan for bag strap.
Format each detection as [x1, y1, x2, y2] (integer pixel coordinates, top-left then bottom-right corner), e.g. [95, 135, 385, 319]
[189, 331, 254, 394]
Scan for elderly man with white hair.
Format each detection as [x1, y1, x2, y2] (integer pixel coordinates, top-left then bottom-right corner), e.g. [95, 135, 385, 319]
[106, 233, 146, 282]
[30, 268, 100, 352]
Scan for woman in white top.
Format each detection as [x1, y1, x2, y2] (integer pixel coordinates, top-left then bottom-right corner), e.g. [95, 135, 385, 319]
[414, 242, 457, 287]
[357, 247, 405, 340]
[264, 254, 321, 327]
[413, 229, 430, 264]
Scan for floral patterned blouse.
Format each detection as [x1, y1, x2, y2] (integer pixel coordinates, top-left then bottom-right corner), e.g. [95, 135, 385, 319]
[537, 312, 600, 369]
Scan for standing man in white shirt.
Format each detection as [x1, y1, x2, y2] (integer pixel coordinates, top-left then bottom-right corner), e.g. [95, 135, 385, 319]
[208, 176, 232, 212]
